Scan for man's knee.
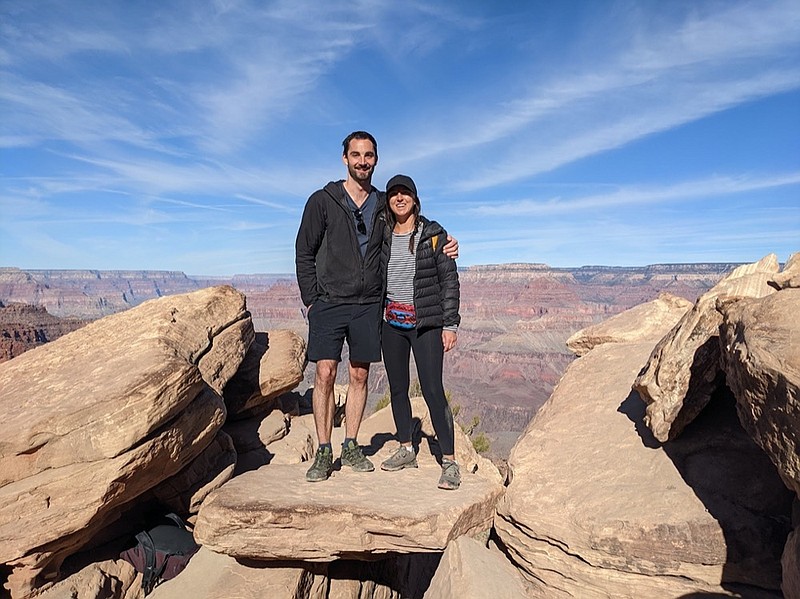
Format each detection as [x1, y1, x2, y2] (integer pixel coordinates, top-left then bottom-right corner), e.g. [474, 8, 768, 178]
[315, 360, 338, 386]
[348, 361, 370, 388]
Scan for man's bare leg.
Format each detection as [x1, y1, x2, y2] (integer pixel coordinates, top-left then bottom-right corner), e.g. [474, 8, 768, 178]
[339, 359, 374, 472]
[344, 360, 369, 440]
[312, 359, 338, 444]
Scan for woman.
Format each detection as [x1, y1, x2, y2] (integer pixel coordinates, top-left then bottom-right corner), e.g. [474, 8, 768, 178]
[379, 174, 462, 490]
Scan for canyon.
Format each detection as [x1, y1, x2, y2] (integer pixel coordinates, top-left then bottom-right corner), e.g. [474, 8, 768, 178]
[2, 256, 797, 598]
[0, 264, 736, 457]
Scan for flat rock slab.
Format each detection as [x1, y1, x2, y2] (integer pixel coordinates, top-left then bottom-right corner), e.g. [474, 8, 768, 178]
[196, 399, 503, 562]
[196, 462, 501, 561]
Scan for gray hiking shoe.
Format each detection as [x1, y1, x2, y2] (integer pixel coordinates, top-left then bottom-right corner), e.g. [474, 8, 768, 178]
[438, 459, 461, 490]
[340, 440, 375, 472]
[381, 446, 418, 471]
[306, 446, 333, 482]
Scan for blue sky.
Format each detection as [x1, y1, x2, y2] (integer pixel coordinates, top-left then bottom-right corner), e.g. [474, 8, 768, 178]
[1, 0, 798, 275]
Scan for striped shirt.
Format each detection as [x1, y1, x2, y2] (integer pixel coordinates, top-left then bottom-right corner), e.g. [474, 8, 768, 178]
[386, 230, 416, 304]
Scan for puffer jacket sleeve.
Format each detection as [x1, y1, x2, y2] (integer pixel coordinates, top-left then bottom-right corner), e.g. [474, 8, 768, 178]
[434, 231, 460, 328]
[413, 219, 460, 329]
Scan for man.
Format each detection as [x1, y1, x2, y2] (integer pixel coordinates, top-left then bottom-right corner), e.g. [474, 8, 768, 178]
[295, 131, 457, 482]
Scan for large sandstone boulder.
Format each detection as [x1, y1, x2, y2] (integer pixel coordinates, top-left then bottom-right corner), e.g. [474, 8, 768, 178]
[223, 329, 306, 418]
[566, 292, 692, 356]
[770, 252, 800, 290]
[633, 255, 779, 442]
[495, 337, 792, 597]
[718, 289, 800, 496]
[227, 407, 316, 475]
[423, 535, 532, 598]
[195, 398, 503, 561]
[27, 559, 139, 599]
[0, 286, 252, 598]
[150, 430, 237, 515]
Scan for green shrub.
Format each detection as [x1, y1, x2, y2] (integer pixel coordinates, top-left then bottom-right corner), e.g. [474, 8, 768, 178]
[374, 393, 391, 412]
[471, 432, 490, 454]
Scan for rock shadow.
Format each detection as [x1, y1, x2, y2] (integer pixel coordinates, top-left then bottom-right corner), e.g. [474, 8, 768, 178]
[621, 385, 792, 596]
[235, 552, 441, 598]
[617, 390, 661, 449]
[676, 594, 749, 598]
[225, 391, 310, 477]
[365, 417, 427, 458]
[327, 553, 441, 599]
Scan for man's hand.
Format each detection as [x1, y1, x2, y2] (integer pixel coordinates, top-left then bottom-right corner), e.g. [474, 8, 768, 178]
[442, 330, 457, 352]
[443, 234, 459, 259]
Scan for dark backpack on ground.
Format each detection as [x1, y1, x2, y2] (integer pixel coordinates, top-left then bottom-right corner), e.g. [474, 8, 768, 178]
[120, 513, 200, 595]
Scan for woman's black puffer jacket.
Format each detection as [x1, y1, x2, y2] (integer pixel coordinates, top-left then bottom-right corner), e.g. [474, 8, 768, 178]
[382, 215, 460, 330]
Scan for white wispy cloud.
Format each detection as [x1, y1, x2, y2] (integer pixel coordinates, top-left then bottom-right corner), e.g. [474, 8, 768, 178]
[134, 2, 378, 154]
[0, 75, 161, 149]
[235, 194, 298, 213]
[0, 5, 130, 62]
[390, 0, 800, 189]
[469, 171, 800, 216]
[1, 1, 797, 274]
[624, 0, 800, 70]
[1, 1, 377, 159]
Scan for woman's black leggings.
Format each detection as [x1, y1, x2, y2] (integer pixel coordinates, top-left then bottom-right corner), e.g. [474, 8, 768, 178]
[381, 321, 455, 456]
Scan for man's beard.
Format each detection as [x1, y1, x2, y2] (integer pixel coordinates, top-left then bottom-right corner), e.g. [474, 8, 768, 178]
[349, 164, 373, 182]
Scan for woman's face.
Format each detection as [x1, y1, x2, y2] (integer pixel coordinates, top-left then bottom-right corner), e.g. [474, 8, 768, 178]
[388, 186, 416, 220]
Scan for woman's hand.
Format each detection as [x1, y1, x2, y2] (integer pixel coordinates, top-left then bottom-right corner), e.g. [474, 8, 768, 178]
[442, 330, 458, 352]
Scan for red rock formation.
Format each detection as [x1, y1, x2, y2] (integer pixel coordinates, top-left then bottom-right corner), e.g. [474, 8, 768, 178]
[0, 302, 87, 362]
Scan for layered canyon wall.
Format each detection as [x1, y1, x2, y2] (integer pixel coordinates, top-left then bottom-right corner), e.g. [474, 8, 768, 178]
[0, 264, 735, 456]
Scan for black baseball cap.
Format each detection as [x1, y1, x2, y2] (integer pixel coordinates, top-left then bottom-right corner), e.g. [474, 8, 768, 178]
[386, 174, 417, 197]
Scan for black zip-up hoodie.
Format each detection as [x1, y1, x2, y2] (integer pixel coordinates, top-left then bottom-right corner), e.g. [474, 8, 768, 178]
[295, 180, 387, 306]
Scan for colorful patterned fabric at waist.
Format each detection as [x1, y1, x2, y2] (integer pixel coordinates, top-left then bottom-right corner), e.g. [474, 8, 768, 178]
[385, 300, 416, 329]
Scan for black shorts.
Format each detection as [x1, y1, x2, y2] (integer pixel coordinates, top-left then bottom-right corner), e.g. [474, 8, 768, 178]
[306, 300, 382, 363]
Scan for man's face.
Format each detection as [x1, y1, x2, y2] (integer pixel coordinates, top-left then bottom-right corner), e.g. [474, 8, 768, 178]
[343, 138, 377, 183]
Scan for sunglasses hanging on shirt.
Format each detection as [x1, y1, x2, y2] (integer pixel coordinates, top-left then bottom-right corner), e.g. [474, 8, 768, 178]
[353, 209, 367, 235]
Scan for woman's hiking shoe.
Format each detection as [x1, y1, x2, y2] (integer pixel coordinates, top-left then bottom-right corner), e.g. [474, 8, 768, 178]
[340, 440, 375, 472]
[306, 446, 333, 482]
[380, 446, 418, 471]
[438, 459, 461, 490]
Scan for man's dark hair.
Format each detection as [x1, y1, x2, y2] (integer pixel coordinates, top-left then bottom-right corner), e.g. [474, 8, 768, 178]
[342, 131, 378, 156]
